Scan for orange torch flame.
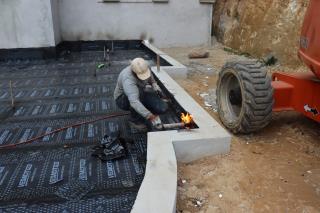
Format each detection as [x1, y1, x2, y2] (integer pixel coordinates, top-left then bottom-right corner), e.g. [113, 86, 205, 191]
[180, 113, 193, 125]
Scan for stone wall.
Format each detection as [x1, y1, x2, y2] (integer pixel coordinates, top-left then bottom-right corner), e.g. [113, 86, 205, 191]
[212, 0, 310, 65]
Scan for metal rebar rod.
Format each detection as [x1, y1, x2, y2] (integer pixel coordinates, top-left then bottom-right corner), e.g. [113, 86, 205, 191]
[157, 54, 160, 72]
[9, 80, 15, 109]
[107, 49, 110, 66]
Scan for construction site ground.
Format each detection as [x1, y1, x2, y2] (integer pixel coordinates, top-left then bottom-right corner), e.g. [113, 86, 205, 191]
[162, 41, 320, 213]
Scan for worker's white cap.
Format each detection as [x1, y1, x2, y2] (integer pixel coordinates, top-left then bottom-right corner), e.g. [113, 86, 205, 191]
[131, 58, 151, 80]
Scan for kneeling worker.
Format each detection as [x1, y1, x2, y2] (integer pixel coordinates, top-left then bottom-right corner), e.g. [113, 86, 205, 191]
[114, 58, 168, 131]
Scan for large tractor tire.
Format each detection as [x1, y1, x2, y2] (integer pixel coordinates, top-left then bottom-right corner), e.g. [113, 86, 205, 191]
[216, 61, 274, 134]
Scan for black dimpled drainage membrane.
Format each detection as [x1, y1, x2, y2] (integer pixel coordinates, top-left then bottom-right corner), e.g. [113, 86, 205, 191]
[0, 41, 181, 212]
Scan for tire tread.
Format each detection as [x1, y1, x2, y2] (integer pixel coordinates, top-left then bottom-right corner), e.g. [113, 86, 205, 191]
[217, 61, 274, 134]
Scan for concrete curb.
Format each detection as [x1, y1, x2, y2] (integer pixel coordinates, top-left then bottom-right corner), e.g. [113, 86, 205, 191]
[131, 41, 231, 213]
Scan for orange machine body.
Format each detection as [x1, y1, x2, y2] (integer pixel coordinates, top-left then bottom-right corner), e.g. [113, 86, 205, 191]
[272, 0, 320, 122]
[298, 0, 320, 79]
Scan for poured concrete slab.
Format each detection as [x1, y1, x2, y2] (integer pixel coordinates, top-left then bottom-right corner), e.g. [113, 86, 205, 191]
[131, 41, 231, 213]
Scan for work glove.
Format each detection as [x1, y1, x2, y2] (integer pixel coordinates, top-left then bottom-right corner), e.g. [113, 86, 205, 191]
[148, 114, 163, 130]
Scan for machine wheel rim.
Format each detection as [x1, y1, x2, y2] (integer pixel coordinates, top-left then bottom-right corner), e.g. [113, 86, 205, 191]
[218, 70, 243, 124]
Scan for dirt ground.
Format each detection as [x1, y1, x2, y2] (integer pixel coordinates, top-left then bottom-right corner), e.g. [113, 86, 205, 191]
[161, 41, 320, 213]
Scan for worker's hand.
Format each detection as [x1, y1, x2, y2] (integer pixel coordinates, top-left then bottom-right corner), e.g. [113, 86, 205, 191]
[148, 114, 162, 130]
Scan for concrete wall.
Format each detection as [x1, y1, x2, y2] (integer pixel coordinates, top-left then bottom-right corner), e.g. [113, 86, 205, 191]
[0, 0, 56, 49]
[0, 0, 213, 49]
[58, 0, 213, 48]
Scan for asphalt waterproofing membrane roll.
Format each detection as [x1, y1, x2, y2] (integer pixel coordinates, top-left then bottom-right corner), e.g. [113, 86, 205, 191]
[0, 42, 181, 212]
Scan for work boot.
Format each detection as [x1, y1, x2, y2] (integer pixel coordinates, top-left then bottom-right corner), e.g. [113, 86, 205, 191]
[129, 120, 148, 133]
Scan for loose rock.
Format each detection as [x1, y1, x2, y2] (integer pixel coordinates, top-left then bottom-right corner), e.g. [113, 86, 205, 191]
[188, 49, 210, 59]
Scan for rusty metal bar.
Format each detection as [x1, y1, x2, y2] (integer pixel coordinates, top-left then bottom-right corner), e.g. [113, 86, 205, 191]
[9, 80, 15, 109]
[157, 54, 160, 72]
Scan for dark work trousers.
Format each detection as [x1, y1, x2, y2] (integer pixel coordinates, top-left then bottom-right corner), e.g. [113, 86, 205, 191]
[115, 91, 168, 122]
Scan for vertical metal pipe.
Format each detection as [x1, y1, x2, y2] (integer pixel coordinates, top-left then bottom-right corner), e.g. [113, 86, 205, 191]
[157, 54, 160, 72]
